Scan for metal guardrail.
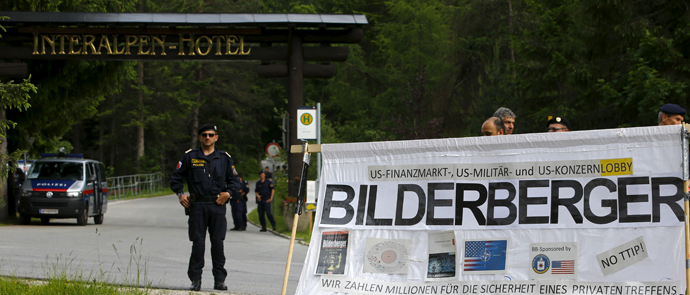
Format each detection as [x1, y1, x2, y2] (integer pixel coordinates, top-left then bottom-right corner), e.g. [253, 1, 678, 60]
[106, 172, 163, 199]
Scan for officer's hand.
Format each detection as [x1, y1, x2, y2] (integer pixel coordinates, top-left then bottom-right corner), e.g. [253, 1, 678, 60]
[179, 194, 190, 208]
[217, 192, 230, 205]
[256, 195, 261, 202]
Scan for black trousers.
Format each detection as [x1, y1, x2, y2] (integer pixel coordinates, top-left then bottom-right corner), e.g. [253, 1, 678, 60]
[257, 201, 276, 229]
[187, 202, 227, 282]
[230, 199, 246, 229]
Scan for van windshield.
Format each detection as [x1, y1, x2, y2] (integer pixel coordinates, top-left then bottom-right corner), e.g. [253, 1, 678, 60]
[28, 162, 83, 180]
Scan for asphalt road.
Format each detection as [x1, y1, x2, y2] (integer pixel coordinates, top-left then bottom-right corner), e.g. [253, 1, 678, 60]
[0, 192, 308, 295]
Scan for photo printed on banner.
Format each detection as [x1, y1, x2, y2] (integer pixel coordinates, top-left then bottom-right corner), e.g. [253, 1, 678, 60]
[529, 242, 577, 279]
[462, 239, 508, 274]
[426, 231, 457, 281]
[315, 230, 350, 275]
[364, 238, 412, 274]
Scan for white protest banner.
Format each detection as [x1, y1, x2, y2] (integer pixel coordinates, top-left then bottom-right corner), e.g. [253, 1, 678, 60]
[296, 126, 686, 295]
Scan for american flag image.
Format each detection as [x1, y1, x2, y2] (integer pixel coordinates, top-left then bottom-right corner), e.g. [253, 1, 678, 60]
[551, 260, 575, 274]
[463, 240, 507, 272]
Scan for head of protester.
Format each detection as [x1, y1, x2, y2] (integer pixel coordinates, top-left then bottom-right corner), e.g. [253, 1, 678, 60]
[481, 117, 505, 136]
[493, 107, 516, 135]
[547, 116, 570, 132]
[658, 103, 685, 126]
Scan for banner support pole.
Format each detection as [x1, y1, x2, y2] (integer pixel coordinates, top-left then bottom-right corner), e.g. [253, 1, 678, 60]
[282, 141, 311, 295]
[681, 123, 690, 294]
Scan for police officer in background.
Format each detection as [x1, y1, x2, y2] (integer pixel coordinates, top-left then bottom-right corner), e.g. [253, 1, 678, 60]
[255, 170, 277, 232]
[230, 172, 248, 231]
[264, 166, 273, 180]
[547, 116, 570, 132]
[658, 103, 685, 126]
[170, 124, 240, 291]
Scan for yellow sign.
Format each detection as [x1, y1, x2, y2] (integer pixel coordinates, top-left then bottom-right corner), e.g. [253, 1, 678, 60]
[300, 113, 314, 125]
[599, 158, 633, 176]
[32, 34, 251, 56]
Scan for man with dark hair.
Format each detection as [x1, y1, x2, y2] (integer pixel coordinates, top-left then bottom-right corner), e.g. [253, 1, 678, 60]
[493, 107, 516, 135]
[170, 124, 240, 292]
[481, 117, 505, 136]
[658, 103, 685, 126]
[546, 116, 570, 132]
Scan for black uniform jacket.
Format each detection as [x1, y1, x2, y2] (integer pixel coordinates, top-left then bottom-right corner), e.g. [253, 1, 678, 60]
[170, 148, 240, 199]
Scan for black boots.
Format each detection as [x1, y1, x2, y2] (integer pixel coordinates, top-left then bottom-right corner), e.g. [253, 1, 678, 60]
[190, 280, 201, 291]
[214, 281, 228, 290]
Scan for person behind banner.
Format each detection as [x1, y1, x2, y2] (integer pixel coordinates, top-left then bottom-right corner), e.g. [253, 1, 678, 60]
[547, 116, 570, 132]
[230, 172, 248, 231]
[658, 103, 685, 126]
[170, 124, 240, 292]
[255, 170, 277, 232]
[493, 107, 516, 135]
[481, 117, 505, 136]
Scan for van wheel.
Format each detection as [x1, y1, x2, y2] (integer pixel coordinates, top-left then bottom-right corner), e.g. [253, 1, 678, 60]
[94, 214, 104, 225]
[40, 217, 50, 225]
[77, 205, 88, 226]
[20, 214, 31, 225]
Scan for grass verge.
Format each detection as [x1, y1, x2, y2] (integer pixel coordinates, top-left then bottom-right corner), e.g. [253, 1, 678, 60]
[0, 276, 151, 295]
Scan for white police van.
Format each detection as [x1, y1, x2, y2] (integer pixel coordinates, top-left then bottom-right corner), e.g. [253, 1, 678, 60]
[17, 153, 108, 226]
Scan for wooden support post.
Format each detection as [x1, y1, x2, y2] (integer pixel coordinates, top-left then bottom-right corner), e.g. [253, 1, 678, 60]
[287, 32, 304, 205]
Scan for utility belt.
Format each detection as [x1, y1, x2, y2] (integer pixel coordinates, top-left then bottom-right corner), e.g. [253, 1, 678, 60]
[191, 194, 220, 203]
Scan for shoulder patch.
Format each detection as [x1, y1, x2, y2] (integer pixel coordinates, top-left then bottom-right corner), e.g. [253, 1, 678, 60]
[185, 149, 192, 154]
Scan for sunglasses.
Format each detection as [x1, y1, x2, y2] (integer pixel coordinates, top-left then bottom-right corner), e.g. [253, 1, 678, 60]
[200, 133, 217, 137]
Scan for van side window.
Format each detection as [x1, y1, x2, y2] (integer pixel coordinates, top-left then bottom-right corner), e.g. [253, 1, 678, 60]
[87, 163, 96, 180]
[98, 163, 106, 182]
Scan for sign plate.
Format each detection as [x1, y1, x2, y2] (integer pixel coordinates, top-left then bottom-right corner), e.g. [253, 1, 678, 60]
[266, 142, 281, 157]
[297, 107, 317, 140]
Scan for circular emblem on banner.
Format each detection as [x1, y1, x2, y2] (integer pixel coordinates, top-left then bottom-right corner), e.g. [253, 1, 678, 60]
[46, 191, 53, 198]
[300, 113, 314, 125]
[532, 254, 550, 274]
[367, 241, 409, 273]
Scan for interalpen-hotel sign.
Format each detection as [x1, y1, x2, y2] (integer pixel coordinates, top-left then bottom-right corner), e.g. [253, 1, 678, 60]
[32, 33, 251, 56]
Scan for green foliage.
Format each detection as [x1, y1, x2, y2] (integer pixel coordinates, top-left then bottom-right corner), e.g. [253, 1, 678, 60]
[6, 0, 690, 181]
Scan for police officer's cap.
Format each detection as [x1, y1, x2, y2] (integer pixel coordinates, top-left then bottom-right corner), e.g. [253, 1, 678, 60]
[546, 116, 570, 128]
[660, 103, 686, 115]
[197, 124, 217, 135]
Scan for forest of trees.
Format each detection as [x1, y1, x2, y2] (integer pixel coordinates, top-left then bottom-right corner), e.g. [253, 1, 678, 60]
[1, 0, 689, 180]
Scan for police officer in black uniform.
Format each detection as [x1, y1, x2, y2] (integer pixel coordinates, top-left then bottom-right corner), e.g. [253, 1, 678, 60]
[170, 124, 240, 291]
[230, 172, 248, 231]
[255, 170, 277, 232]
